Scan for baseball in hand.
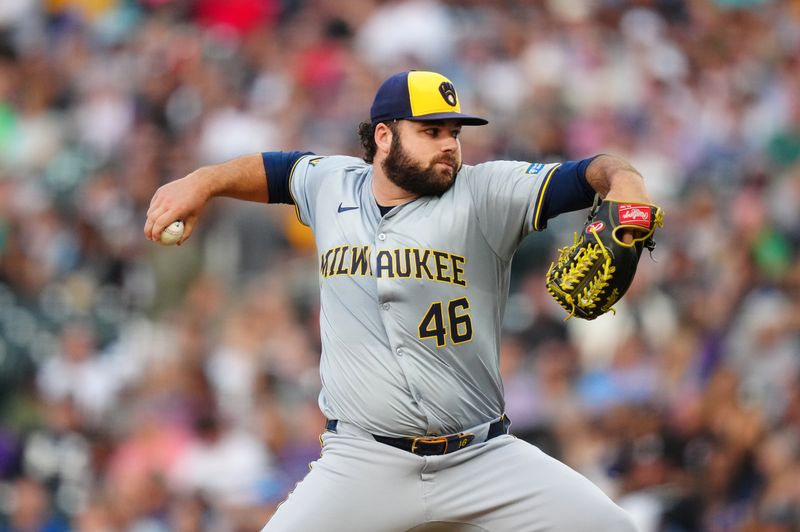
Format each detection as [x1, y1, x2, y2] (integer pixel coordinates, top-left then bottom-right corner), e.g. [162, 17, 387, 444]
[159, 220, 184, 246]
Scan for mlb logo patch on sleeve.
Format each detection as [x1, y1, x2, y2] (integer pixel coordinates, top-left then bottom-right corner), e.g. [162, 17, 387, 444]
[525, 163, 545, 175]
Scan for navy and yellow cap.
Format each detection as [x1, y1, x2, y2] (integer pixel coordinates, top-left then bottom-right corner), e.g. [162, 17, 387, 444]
[370, 71, 488, 126]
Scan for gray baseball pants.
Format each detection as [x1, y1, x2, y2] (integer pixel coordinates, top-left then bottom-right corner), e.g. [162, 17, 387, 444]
[262, 420, 637, 532]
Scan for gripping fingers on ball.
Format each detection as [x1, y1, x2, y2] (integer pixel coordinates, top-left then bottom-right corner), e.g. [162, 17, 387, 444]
[143, 211, 161, 241]
[145, 209, 178, 242]
[145, 211, 170, 242]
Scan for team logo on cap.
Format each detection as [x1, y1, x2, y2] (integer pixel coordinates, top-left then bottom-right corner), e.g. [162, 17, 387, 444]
[439, 82, 457, 107]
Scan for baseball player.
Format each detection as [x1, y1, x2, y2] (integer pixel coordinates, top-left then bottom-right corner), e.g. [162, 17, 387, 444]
[144, 71, 649, 531]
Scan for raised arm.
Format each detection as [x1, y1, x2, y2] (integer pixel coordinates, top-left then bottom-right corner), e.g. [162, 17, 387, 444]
[144, 154, 267, 245]
[584, 154, 651, 204]
[545, 154, 663, 319]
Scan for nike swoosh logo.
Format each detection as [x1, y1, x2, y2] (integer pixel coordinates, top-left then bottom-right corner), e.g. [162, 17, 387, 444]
[337, 203, 359, 213]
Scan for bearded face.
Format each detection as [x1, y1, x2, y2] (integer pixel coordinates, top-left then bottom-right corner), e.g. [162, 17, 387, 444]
[380, 127, 461, 197]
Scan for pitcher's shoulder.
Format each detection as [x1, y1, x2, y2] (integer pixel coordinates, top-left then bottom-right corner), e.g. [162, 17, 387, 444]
[302, 155, 370, 173]
[462, 160, 555, 179]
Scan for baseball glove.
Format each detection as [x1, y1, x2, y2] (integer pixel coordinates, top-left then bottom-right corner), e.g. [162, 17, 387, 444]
[545, 198, 663, 320]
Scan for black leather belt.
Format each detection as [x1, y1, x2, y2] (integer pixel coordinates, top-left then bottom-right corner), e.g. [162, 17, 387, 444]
[325, 415, 510, 456]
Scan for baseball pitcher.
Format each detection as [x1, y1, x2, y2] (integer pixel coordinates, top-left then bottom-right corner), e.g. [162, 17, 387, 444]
[144, 71, 660, 531]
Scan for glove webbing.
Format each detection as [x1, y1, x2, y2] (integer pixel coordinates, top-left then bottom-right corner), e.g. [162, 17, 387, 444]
[546, 227, 617, 320]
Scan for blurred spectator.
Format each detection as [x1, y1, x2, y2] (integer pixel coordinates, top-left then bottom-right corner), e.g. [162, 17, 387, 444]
[169, 411, 275, 508]
[355, 0, 457, 72]
[0, 477, 69, 532]
[35, 320, 121, 426]
[20, 398, 92, 519]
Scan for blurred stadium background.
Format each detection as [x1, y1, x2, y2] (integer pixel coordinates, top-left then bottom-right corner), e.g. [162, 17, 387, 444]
[1, 0, 799, 530]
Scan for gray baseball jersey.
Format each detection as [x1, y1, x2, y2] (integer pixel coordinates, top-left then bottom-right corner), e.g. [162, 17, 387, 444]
[288, 155, 560, 437]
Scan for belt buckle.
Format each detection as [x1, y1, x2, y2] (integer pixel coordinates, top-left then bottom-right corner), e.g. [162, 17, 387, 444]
[411, 435, 449, 455]
[410, 433, 475, 455]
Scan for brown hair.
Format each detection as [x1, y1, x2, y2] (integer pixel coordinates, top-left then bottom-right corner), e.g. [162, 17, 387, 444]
[357, 120, 397, 163]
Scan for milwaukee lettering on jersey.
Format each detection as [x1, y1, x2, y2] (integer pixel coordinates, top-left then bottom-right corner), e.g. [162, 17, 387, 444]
[618, 204, 651, 228]
[320, 245, 372, 277]
[319, 245, 467, 287]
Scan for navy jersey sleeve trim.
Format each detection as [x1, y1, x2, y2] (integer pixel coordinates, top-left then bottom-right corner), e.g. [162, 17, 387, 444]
[262, 151, 314, 204]
[287, 155, 313, 227]
[533, 156, 598, 231]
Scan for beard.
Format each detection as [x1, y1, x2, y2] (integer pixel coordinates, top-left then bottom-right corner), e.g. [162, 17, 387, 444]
[381, 133, 460, 197]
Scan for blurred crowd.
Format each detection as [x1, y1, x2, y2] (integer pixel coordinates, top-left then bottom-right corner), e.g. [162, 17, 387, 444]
[1, 0, 800, 530]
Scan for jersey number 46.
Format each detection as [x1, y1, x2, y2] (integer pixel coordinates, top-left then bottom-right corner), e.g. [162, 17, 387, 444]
[418, 297, 473, 347]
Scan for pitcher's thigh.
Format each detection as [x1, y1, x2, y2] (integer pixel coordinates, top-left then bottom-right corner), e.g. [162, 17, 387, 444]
[262, 435, 426, 532]
[434, 437, 637, 532]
